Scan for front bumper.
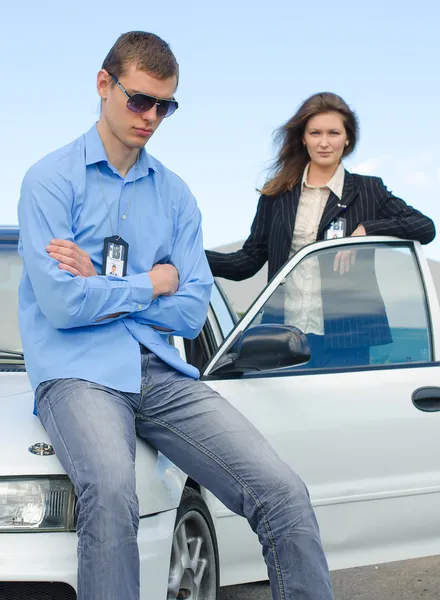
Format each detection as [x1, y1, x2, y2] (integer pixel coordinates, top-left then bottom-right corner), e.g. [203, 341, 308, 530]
[0, 508, 176, 599]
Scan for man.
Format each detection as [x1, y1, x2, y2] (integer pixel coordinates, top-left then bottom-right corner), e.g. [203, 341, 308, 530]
[18, 31, 333, 600]
[108, 264, 117, 275]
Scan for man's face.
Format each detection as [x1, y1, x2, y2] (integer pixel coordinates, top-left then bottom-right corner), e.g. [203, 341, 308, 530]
[97, 63, 178, 150]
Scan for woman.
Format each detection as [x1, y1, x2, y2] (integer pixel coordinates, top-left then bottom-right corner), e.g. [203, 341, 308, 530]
[206, 92, 435, 367]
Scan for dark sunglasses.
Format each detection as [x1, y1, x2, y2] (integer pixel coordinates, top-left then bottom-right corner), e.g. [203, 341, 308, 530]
[108, 73, 178, 118]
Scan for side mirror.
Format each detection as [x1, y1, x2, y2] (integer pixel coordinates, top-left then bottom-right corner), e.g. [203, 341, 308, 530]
[210, 324, 310, 376]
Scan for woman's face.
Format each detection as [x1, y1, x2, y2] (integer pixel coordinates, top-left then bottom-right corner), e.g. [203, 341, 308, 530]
[303, 111, 348, 168]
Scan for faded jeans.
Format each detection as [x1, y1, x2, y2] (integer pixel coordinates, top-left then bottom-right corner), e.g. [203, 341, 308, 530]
[35, 346, 333, 600]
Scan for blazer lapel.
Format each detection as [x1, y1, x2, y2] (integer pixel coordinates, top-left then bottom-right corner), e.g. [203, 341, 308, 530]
[318, 171, 359, 236]
[280, 183, 301, 244]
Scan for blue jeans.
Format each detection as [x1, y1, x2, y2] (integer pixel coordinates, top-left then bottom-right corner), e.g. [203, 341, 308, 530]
[35, 346, 333, 600]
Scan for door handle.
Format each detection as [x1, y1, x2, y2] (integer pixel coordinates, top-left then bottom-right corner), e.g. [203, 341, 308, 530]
[412, 387, 440, 412]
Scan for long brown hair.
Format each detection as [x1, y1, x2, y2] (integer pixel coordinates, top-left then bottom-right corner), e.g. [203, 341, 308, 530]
[261, 92, 359, 196]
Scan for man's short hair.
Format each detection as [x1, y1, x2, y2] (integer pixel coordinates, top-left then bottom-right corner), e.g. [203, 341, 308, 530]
[102, 31, 179, 82]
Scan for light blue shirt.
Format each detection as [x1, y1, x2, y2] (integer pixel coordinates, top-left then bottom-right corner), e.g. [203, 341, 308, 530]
[18, 124, 213, 393]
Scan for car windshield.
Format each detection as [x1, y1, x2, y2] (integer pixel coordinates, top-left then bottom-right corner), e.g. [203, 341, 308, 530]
[0, 246, 23, 363]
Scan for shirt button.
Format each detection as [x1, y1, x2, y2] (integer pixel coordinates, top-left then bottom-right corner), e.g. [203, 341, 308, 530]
[122, 214, 127, 220]
[137, 304, 143, 310]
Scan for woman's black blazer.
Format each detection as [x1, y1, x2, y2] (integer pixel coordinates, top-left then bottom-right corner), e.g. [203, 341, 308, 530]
[206, 171, 435, 282]
[206, 172, 435, 349]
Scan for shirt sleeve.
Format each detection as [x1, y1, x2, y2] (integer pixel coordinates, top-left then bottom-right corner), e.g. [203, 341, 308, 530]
[18, 164, 153, 330]
[205, 194, 270, 280]
[362, 178, 436, 244]
[130, 185, 213, 339]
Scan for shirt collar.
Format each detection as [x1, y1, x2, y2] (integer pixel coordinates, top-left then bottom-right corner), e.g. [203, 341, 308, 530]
[302, 162, 345, 200]
[84, 124, 158, 179]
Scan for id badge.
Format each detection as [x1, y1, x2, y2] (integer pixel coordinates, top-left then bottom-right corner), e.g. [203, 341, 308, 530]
[325, 218, 347, 240]
[102, 236, 129, 277]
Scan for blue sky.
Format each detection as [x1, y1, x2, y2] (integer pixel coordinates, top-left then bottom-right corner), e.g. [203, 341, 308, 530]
[2, 0, 440, 257]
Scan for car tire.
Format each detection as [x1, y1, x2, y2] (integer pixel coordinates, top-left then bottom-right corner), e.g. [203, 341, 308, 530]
[167, 486, 220, 600]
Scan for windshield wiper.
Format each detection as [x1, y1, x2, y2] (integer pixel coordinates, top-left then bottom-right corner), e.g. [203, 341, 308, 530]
[0, 350, 25, 359]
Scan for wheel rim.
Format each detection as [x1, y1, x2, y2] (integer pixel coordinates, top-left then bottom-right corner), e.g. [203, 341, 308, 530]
[167, 509, 217, 600]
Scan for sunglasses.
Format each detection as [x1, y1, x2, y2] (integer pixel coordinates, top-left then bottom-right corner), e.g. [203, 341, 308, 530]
[109, 73, 178, 118]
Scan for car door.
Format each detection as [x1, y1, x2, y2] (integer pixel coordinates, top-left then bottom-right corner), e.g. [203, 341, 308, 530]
[201, 236, 440, 585]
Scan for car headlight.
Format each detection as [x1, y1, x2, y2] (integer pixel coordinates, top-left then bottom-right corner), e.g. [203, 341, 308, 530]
[0, 476, 75, 532]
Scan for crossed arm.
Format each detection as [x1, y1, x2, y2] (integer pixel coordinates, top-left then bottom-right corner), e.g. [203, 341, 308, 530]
[46, 240, 179, 324]
[19, 167, 213, 339]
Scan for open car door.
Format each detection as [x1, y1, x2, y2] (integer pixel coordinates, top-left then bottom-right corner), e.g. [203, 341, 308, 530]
[201, 236, 440, 584]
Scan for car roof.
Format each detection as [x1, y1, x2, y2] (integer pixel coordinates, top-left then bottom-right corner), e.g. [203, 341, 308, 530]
[0, 226, 19, 244]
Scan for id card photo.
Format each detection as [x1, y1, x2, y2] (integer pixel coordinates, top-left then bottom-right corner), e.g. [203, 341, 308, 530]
[105, 242, 125, 277]
[325, 218, 346, 240]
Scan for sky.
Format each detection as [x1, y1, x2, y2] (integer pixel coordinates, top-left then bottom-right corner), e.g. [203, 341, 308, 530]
[2, 0, 440, 257]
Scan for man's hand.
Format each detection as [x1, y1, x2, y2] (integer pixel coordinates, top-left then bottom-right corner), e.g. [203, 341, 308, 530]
[149, 263, 179, 299]
[46, 240, 98, 277]
[333, 224, 366, 275]
[146, 264, 179, 331]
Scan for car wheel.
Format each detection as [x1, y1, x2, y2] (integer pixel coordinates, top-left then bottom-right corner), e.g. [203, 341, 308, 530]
[167, 486, 219, 600]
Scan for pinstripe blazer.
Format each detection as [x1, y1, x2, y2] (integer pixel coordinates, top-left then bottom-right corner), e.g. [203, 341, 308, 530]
[206, 171, 436, 283]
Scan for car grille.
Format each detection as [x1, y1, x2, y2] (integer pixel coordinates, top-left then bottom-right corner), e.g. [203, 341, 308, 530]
[0, 582, 76, 599]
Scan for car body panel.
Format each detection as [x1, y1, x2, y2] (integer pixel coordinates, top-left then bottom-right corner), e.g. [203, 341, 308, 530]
[0, 509, 176, 598]
[204, 365, 440, 583]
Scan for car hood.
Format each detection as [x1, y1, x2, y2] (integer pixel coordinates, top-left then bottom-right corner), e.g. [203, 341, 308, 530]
[0, 372, 186, 514]
[0, 373, 55, 476]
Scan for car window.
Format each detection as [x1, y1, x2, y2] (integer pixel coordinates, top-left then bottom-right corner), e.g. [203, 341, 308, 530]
[0, 248, 22, 354]
[246, 243, 431, 370]
[209, 282, 236, 339]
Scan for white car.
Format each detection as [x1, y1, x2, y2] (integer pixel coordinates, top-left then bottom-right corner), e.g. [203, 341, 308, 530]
[1, 226, 440, 599]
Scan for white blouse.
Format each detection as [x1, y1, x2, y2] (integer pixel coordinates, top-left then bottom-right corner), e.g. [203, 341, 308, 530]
[284, 162, 345, 335]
